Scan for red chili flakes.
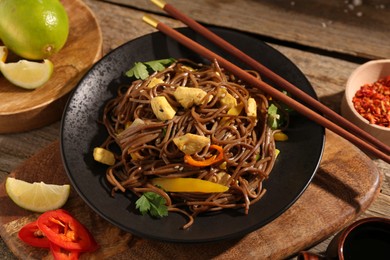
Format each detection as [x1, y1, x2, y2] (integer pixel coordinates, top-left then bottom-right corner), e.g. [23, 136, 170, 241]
[352, 75, 390, 127]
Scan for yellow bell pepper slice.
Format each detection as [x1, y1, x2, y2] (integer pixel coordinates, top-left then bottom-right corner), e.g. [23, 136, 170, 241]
[151, 177, 228, 193]
[274, 132, 288, 141]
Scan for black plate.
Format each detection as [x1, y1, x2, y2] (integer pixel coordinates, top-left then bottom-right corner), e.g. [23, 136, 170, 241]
[60, 27, 325, 243]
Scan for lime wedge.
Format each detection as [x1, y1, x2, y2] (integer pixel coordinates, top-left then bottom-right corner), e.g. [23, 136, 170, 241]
[5, 177, 70, 213]
[0, 59, 53, 89]
[0, 46, 7, 62]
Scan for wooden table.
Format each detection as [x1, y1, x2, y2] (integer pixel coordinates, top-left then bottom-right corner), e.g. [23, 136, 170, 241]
[0, 0, 389, 259]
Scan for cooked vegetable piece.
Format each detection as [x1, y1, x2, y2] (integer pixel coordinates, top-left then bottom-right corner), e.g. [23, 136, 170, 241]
[147, 77, 164, 89]
[126, 118, 145, 129]
[93, 147, 115, 165]
[267, 103, 281, 130]
[274, 131, 288, 141]
[151, 177, 229, 193]
[218, 88, 237, 109]
[173, 133, 210, 155]
[220, 103, 244, 126]
[180, 65, 195, 71]
[219, 161, 227, 170]
[118, 119, 146, 160]
[209, 171, 231, 186]
[173, 86, 209, 108]
[247, 98, 257, 117]
[184, 144, 224, 166]
[227, 102, 244, 116]
[150, 96, 176, 121]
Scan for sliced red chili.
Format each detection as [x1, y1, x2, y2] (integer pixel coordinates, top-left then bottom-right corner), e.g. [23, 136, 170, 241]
[37, 209, 98, 252]
[18, 221, 50, 248]
[50, 242, 80, 260]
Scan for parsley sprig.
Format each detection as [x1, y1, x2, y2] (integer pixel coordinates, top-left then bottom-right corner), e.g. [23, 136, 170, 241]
[135, 192, 168, 218]
[125, 58, 176, 80]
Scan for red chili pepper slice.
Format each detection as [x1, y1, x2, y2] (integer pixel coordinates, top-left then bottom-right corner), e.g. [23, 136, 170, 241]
[50, 242, 80, 260]
[37, 209, 98, 252]
[18, 221, 50, 248]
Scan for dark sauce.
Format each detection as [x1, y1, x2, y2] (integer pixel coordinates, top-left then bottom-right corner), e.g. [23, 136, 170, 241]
[343, 222, 390, 260]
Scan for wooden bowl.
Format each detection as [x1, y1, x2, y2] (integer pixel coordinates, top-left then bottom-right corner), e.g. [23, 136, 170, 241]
[341, 59, 390, 146]
[0, 0, 102, 133]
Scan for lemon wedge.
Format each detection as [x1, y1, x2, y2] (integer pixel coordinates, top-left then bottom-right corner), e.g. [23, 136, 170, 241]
[0, 59, 53, 89]
[5, 177, 70, 213]
[0, 46, 8, 62]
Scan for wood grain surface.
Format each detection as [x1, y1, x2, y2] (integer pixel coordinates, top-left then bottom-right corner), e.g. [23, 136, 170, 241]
[109, 0, 390, 60]
[0, 0, 103, 134]
[0, 0, 389, 259]
[0, 130, 382, 259]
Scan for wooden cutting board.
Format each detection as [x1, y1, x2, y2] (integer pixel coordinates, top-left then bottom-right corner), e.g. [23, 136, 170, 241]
[0, 0, 102, 133]
[0, 131, 382, 259]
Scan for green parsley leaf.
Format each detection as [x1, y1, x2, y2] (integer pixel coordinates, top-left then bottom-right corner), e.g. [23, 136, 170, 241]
[125, 62, 149, 80]
[125, 58, 176, 80]
[144, 58, 175, 72]
[135, 192, 168, 218]
[135, 194, 151, 215]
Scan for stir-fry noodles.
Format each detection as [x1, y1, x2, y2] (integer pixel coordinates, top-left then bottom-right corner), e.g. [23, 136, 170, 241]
[96, 59, 281, 229]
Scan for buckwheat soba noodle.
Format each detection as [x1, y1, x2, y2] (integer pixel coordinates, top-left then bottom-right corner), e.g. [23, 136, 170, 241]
[97, 58, 282, 229]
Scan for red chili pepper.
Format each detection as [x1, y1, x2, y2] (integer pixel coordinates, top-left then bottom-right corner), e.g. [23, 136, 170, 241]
[18, 221, 50, 248]
[37, 209, 98, 252]
[50, 242, 80, 260]
[352, 76, 390, 127]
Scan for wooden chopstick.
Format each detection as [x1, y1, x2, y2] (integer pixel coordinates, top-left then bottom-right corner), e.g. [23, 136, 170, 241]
[142, 15, 390, 164]
[150, 0, 390, 155]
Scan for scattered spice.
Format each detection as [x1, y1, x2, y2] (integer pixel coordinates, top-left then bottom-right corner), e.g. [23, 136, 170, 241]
[352, 76, 390, 127]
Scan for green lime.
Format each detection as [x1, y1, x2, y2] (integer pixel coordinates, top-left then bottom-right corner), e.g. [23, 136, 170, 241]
[0, 0, 69, 60]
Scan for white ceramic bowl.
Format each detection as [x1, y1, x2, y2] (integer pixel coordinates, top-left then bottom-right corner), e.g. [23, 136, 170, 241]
[341, 59, 390, 146]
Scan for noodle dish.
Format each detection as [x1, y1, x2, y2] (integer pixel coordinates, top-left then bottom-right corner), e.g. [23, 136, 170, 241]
[61, 27, 324, 242]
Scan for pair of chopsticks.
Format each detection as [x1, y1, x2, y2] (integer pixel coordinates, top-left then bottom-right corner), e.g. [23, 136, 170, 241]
[143, 0, 390, 164]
